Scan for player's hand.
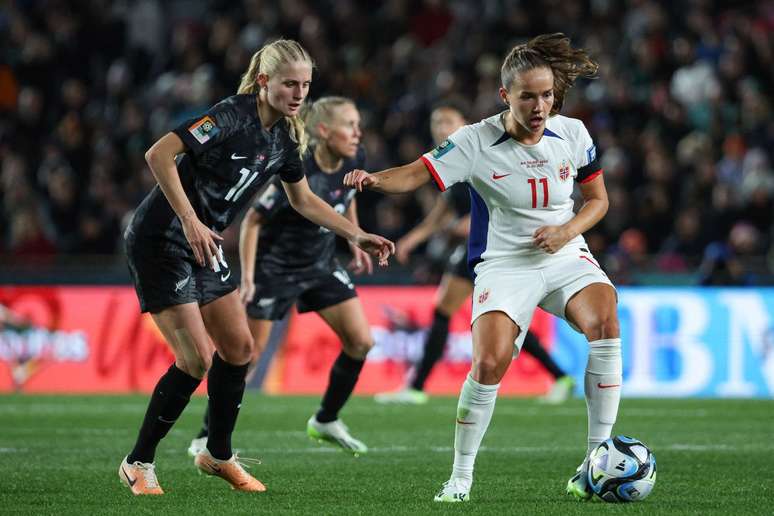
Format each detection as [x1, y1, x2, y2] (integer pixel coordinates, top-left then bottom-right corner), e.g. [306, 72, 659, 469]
[395, 234, 420, 265]
[352, 232, 395, 267]
[533, 225, 572, 254]
[239, 279, 256, 305]
[343, 169, 378, 192]
[181, 213, 223, 267]
[348, 245, 374, 275]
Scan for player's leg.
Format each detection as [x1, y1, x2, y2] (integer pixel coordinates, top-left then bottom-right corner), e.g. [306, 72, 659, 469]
[375, 273, 472, 404]
[121, 302, 212, 495]
[194, 290, 265, 492]
[564, 281, 621, 500]
[307, 297, 372, 454]
[435, 310, 519, 502]
[520, 331, 575, 404]
[188, 318, 273, 456]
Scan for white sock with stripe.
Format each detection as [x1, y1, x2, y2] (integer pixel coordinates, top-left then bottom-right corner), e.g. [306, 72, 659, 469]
[451, 373, 500, 487]
[584, 338, 623, 455]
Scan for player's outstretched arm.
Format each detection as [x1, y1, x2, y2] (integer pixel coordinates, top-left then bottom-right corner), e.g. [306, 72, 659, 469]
[282, 177, 395, 265]
[145, 132, 223, 267]
[533, 174, 609, 254]
[395, 196, 454, 264]
[343, 159, 431, 194]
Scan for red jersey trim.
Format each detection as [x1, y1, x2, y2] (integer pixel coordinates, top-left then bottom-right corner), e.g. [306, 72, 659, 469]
[580, 169, 603, 184]
[420, 155, 446, 192]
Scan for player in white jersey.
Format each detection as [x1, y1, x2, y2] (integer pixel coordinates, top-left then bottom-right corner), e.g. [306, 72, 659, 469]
[344, 33, 621, 503]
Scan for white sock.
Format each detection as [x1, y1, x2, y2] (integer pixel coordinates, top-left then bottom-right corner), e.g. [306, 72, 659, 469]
[584, 338, 622, 456]
[451, 373, 500, 487]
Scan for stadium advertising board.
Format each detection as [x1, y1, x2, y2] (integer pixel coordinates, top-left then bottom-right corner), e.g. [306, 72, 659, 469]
[1, 286, 772, 397]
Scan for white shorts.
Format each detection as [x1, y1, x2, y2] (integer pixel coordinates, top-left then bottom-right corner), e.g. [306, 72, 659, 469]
[471, 248, 615, 351]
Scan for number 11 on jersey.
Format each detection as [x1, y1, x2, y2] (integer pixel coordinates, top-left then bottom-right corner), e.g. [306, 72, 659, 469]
[225, 167, 258, 202]
[527, 177, 549, 208]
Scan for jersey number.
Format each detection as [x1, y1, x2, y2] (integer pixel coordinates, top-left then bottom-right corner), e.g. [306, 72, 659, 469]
[527, 178, 549, 208]
[225, 167, 258, 202]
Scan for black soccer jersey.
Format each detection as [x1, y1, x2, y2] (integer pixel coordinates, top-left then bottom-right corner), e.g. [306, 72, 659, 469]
[251, 145, 366, 278]
[445, 183, 471, 218]
[126, 94, 304, 256]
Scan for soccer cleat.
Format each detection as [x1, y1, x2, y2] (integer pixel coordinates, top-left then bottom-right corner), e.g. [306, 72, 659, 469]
[539, 375, 576, 404]
[373, 387, 429, 405]
[306, 416, 368, 456]
[566, 460, 593, 501]
[118, 456, 164, 495]
[433, 478, 471, 502]
[187, 436, 207, 457]
[194, 449, 266, 492]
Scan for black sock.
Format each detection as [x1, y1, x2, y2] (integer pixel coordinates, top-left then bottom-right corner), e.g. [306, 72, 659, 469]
[410, 309, 450, 391]
[521, 331, 566, 379]
[127, 364, 201, 464]
[196, 405, 209, 439]
[206, 352, 249, 460]
[316, 352, 365, 423]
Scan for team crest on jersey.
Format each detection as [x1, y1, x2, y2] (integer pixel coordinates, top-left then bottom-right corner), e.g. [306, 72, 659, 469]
[477, 289, 490, 304]
[559, 160, 571, 181]
[188, 115, 219, 144]
[431, 139, 456, 159]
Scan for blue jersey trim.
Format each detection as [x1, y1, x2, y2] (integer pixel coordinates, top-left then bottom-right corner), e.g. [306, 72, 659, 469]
[543, 128, 564, 139]
[467, 186, 490, 277]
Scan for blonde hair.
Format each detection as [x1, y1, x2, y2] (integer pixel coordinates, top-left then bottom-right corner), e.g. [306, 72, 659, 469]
[238, 39, 314, 158]
[302, 96, 355, 146]
[501, 33, 598, 115]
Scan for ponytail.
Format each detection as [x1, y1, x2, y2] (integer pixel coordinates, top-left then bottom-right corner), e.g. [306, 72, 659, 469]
[501, 33, 598, 115]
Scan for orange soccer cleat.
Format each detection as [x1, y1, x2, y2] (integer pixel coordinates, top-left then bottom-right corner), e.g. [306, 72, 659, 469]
[194, 449, 266, 492]
[118, 456, 164, 495]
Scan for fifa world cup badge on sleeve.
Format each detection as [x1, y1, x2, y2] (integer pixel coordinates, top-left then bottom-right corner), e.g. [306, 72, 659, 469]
[189, 116, 219, 144]
[432, 139, 456, 159]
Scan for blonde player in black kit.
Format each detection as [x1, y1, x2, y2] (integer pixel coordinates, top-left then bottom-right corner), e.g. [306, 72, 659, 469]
[119, 40, 394, 495]
[188, 96, 374, 457]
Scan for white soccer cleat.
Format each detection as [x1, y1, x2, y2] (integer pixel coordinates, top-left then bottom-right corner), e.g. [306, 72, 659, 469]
[373, 388, 429, 405]
[306, 416, 368, 456]
[434, 478, 471, 502]
[566, 459, 593, 501]
[118, 456, 164, 495]
[187, 436, 207, 457]
[539, 375, 576, 405]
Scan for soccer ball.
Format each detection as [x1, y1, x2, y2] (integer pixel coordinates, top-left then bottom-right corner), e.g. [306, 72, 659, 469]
[587, 435, 656, 502]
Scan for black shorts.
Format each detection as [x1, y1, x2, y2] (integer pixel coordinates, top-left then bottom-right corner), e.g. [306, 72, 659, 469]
[125, 240, 237, 313]
[245, 265, 357, 321]
[445, 243, 473, 281]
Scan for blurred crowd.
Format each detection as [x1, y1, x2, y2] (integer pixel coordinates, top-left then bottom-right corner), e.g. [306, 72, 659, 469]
[1, 0, 773, 285]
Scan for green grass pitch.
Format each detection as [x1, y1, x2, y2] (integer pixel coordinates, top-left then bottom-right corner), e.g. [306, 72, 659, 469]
[2, 394, 772, 515]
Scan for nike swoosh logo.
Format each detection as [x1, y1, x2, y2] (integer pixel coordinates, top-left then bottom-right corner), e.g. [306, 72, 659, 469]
[456, 419, 475, 425]
[597, 383, 620, 389]
[122, 466, 137, 487]
[231, 153, 247, 160]
[220, 270, 231, 282]
[492, 172, 511, 180]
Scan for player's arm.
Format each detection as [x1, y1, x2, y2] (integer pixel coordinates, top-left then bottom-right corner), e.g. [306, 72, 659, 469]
[144, 132, 222, 267]
[343, 159, 432, 194]
[533, 174, 609, 254]
[238, 207, 265, 304]
[282, 177, 395, 264]
[395, 196, 454, 264]
[344, 199, 373, 275]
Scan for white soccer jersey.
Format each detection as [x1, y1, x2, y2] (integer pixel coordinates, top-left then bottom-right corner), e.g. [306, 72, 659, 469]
[421, 112, 602, 272]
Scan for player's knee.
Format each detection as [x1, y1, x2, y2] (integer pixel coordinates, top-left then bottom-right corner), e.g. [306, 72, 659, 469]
[343, 333, 373, 359]
[581, 312, 620, 341]
[471, 355, 508, 384]
[218, 332, 254, 365]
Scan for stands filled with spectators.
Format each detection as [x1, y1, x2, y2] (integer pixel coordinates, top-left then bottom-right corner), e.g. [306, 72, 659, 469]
[1, 0, 772, 285]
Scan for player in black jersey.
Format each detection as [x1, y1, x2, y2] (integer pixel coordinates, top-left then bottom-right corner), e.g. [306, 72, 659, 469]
[119, 40, 394, 495]
[374, 101, 575, 405]
[187, 96, 375, 457]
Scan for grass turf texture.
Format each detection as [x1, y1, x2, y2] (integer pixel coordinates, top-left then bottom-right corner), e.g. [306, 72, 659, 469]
[2, 395, 772, 515]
